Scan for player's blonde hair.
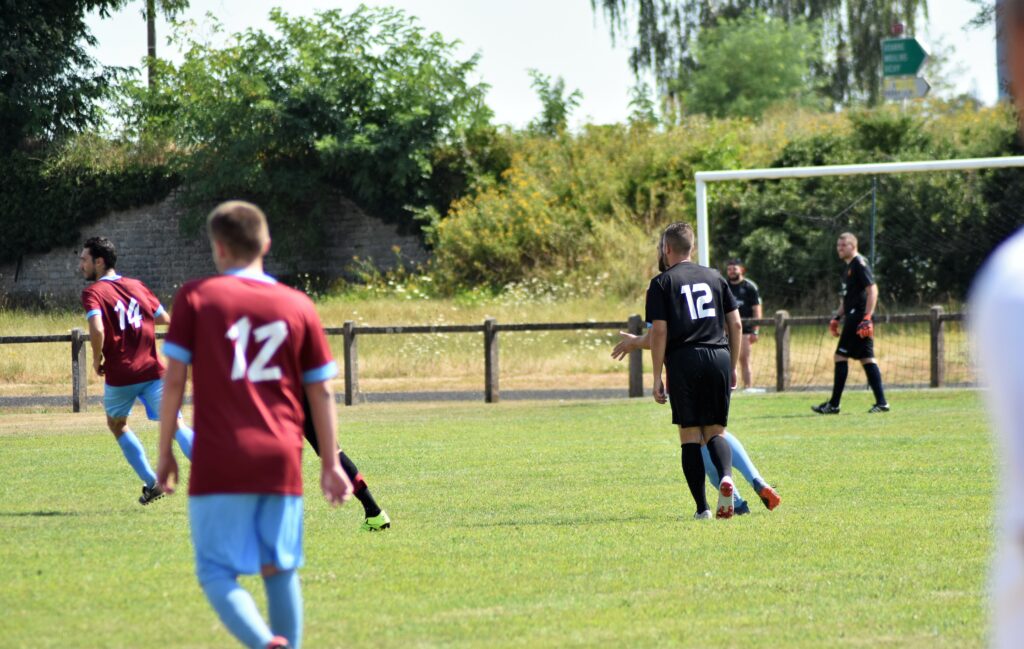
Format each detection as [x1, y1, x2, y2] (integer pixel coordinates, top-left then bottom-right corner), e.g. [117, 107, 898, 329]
[207, 201, 270, 261]
[838, 232, 859, 248]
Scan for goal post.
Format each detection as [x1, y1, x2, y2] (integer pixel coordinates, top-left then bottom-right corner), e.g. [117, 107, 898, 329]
[694, 155, 1024, 267]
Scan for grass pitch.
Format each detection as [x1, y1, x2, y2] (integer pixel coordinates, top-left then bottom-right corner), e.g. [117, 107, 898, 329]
[0, 389, 993, 648]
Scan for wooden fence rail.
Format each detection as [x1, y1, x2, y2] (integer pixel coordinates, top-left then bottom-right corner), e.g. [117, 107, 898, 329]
[0, 308, 965, 412]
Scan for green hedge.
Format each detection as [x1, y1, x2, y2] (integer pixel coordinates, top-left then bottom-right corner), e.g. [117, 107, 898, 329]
[0, 136, 176, 264]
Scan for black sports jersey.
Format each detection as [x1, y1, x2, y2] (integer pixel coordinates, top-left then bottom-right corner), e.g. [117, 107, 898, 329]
[645, 261, 738, 351]
[840, 254, 874, 316]
[728, 278, 761, 319]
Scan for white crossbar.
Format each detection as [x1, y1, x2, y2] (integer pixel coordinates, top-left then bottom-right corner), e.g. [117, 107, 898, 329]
[694, 156, 1024, 266]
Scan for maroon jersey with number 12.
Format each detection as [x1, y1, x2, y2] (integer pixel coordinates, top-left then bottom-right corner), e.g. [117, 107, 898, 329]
[164, 271, 337, 497]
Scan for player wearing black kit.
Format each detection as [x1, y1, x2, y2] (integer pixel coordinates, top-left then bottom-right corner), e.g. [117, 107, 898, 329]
[647, 222, 743, 520]
[726, 259, 763, 391]
[812, 232, 890, 415]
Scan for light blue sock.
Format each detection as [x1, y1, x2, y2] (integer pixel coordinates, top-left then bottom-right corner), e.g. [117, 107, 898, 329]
[725, 431, 766, 492]
[265, 570, 302, 649]
[175, 423, 195, 461]
[116, 430, 156, 487]
[701, 445, 744, 502]
[201, 575, 274, 649]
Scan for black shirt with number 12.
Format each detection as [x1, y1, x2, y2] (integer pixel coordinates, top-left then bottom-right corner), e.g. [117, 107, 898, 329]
[645, 261, 738, 352]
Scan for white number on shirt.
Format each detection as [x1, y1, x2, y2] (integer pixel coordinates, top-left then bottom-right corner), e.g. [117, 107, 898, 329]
[113, 298, 142, 330]
[679, 283, 717, 320]
[226, 317, 287, 382]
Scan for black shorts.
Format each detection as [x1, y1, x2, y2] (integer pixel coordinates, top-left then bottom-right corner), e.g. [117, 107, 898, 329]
[836, 317, 874, 359]
[665, 345, 732, 428]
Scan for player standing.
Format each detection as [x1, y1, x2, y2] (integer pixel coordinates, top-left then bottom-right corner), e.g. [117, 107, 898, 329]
[725, 258, 764, 392]
[79, 236, 194, 505]
[812, 233, 889, 415]
[156, 201, 353, 649]
[647, 222, 742, 519]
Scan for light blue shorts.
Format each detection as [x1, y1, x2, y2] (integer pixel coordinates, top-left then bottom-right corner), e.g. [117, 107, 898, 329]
[189, 494, 304, 584]
[103, 379, 163, 419]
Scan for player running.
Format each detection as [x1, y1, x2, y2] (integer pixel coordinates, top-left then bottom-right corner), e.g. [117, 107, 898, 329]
[157, 200, 352, 649]
[79, 236, 194, 505]
[302, 398, 391, 531]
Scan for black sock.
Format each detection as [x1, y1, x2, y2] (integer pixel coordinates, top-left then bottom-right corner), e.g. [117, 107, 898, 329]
[830, 361, 849, 407]
[338, 451, 382, 518]
[863, 362, 887, 405]
[705, 435, 733, 486]
[681, 444, 709, 513]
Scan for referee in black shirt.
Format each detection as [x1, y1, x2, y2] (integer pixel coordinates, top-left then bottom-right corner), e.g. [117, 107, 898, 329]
[812, 232, 890, 414]
[647, 222, 743, 519]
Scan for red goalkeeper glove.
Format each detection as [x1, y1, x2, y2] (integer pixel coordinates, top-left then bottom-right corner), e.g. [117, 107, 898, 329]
[856, 315, 874, 339]
[828, 318, 840, 337]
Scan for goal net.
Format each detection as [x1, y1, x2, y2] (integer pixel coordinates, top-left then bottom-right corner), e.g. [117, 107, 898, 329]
[695, 156, 1024, 391]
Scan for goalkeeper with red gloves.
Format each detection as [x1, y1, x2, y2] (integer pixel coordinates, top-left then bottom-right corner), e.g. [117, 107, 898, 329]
[812, 232, 890, 415]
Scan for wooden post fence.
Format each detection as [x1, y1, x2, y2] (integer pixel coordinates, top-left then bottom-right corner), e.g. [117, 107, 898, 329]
[0, 311, 971, 411]
[627, 314, 644, 398]
[930, 305, 945, 388]
[774, 311, 791, 393]
[71, 328, 88, 412]
[343, 320, 359, 405]
[484, 318, 499, 403]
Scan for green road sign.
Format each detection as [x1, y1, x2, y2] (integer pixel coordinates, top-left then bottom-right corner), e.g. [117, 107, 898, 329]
[881, 38, 928, 77]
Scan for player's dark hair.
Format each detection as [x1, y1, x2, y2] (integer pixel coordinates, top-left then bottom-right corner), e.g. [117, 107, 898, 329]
[83, 237, 117, 270]
[662, 222, 694, 258]
[657, 233, 668, 272]
[207, 201, 270, 260]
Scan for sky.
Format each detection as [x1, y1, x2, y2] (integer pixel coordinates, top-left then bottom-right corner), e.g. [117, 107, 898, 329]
[86, 0, 1000, 129]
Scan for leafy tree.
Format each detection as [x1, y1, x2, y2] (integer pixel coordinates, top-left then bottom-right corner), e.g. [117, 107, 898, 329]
[527, 70, 583, 135]
[627, 81, 660, 126]
[125, 6, 496, 262]
[591, 0, 928, 106]
[683, 12, 820, 118]
[0, 0, 124, 151]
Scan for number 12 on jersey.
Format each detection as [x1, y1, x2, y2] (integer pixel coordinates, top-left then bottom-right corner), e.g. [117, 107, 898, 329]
[680, 283, 716, 319]
[227, 317, 288, 382]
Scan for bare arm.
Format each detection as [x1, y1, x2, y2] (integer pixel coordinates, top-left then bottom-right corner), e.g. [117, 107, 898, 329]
[156, 359, 187, 492]
[864, 284, 878, 319]
[304, 380, 353, 506]
[87, 315, 105, 376]
[650, 320, 668, 404]
[726, 310, 742, 389]
[155, 311, 171, 326]
[610, 329, 650, 360]
[751, 303, 763, 340]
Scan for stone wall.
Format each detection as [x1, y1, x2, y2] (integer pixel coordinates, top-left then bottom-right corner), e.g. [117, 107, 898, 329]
[0, 193, 427, 307]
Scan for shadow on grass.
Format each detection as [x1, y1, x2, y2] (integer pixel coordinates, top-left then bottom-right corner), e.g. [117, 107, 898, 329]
[469, 513, 673, 528]
[0, 510, 79, 517]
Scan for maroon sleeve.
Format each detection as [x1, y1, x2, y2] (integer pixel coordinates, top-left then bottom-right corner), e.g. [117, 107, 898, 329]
[81, 286, 100, 314]
[164, 285, 197, 361]
[298, 298, 334, 376]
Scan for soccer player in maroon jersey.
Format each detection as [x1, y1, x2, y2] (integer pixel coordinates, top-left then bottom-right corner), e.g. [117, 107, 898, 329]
[156, 201, 353, 649]
[79, 237, 194, 506]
